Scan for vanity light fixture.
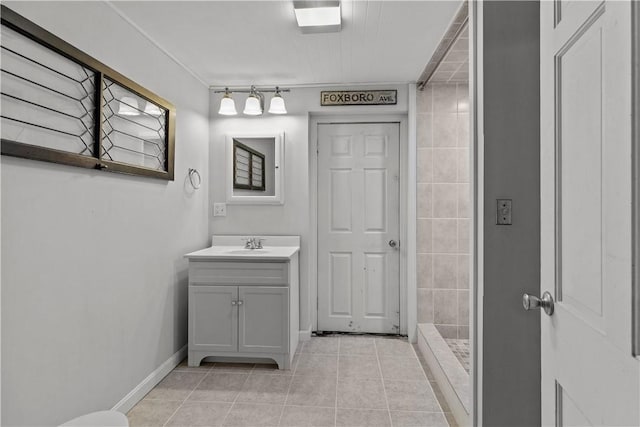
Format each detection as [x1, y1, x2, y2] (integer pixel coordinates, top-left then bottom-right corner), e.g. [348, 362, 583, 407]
[218, 88, 237, 116]
[268, 87, 287, 114]
[243, 86, 263, 116]
[213, 86, 290, 116]
[293, 1, 341, 34]
[118, 96, 139, 116]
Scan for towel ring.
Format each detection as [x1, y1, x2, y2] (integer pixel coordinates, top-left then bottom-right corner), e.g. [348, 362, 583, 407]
[188, 168, 201, 189]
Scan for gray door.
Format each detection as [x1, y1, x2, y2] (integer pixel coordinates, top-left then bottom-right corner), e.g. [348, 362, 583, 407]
[189, 285, 238, 352]
[238, 286, 288, 353]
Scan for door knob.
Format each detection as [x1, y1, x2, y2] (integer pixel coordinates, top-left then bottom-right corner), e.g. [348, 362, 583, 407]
[388, 240, 399, 249]
[523, 291, 554, 316]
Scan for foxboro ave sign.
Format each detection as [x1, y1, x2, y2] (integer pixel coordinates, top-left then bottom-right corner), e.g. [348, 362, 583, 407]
[321, 90, 397, 106]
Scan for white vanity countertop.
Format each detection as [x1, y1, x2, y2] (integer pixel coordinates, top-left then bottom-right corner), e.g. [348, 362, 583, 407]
[184, 245, 299, 261]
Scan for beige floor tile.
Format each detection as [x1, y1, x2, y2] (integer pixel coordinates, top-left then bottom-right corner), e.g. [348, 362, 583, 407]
[127, 399, 181, 427]
[188, 372, 249, 403]
[300, 337, 340, 354]
[378, 356, 429, 382]
[338, 355, 380, 379]
[384, 380, 441, 412]
[294, 354, 338, 376]
[375, 338, 416, 357]
[236, 374, 292, 404]
[279, 406, 336, 427]
[253, 362, 296, 376]
[339, 336, 377, 355]
[144, 371, 206, 401]
[213, 362, 255, 372]
[133, 334, 453, 427]
[165, 401, 232, 426]
[337, 378, 387, 409]
[222, 402, 282, 427]
[174, 358, 215, 372]
[390, 410, 449, 427]
[335, 408, 391, 427]
[286, 375, 337, 407]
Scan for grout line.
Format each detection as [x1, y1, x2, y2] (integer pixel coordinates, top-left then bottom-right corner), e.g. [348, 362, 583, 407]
[334, 337, 341, 427]
[277, 357, 298, 426]
[218, 367, 253, 427]
[373, 338, 394, 427]
[161, 369, 210, 427]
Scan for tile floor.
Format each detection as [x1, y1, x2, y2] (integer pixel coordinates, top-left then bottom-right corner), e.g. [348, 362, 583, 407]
[127, 336, 455, 426]
[444, 339, 470, 374]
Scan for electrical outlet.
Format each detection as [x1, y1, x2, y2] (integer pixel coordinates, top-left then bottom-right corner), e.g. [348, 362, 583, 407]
[213, 203, 226, 217]
[496, 199, 512, 225]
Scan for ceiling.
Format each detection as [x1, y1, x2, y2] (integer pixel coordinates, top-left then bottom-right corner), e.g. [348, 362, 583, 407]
[109, 1, 461, 87]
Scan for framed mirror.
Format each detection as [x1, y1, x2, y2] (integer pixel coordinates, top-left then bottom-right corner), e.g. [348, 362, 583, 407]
[226, 133, 284, 204]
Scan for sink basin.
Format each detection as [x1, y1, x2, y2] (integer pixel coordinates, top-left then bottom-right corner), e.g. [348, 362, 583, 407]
[225, 249, 269, 254]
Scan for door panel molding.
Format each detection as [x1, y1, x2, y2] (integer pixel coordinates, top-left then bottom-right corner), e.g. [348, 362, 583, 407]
[554, 4, 607, 331]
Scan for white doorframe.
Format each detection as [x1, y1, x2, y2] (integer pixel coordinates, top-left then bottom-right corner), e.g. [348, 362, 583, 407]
[309, 114, 411, 336]
[632, 0, 640, 359]
[470, 1, 482, 425]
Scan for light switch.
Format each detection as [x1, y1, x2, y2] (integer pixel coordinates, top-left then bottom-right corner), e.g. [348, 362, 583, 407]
[213, 203, 226, 217]
[496, 199, 512, 225]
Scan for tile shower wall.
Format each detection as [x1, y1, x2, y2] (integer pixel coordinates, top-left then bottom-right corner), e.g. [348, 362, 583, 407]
[417, 83, 470, 339]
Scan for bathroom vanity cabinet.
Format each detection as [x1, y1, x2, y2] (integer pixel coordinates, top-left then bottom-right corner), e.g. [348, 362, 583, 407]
[185, 236, 299, 369]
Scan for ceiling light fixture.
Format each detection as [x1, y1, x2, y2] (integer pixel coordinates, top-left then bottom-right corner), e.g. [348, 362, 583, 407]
[293, 1, 341, 33]
[214, 86, 290, 116]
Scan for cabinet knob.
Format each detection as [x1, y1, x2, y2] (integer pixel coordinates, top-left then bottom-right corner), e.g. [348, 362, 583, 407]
[231, 300, 237, 306]
[237, 300, 244, 306]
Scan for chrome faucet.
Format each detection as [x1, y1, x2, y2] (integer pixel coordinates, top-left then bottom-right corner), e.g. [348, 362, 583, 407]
[242, 237, 264, 250]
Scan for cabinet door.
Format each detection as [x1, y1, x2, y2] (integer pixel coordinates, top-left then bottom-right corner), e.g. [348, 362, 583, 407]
[189, 286, 237, 352]
[238, 286, 289, 354]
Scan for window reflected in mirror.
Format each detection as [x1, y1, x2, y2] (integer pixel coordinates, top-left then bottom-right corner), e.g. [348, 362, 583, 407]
[233, 140, 265, 191]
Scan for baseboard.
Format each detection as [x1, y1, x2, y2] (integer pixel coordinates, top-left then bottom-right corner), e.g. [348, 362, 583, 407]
[111, 345, 187, 414]
[298, 327, 312, 342]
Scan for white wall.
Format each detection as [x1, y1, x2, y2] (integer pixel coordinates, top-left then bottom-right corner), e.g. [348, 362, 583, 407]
[209, 85, 408, 334]
[1, 2, 209, 425]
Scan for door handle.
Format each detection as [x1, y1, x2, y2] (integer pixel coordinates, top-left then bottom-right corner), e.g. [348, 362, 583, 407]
[523, 291, 554, 316]
[388, 240, 399, 249]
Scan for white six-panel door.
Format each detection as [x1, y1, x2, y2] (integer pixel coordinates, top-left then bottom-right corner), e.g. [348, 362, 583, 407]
[540, 1, 640, 425]
[317, 122, 400, 333]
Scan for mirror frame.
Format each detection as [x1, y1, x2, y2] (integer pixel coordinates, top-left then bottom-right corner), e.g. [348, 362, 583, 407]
[225, 132, 284, 205]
